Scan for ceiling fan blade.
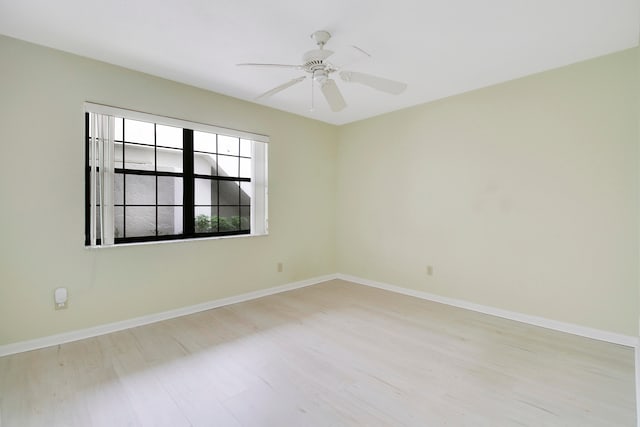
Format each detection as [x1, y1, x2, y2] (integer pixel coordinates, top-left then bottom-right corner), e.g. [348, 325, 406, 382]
[238, 63, 303, 70]
[339, 71, 407, 95]
[320, 79, 346, 112]
[256, 76, 306, 100]
[326, 45, 371, 70]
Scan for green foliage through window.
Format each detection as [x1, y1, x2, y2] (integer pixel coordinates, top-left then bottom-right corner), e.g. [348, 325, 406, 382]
[195, 214, 249, 233]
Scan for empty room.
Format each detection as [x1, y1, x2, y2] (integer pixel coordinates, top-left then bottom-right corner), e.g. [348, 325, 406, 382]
[1, 1, 639, 426]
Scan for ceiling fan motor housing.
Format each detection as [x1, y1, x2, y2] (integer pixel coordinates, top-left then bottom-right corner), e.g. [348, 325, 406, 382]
[302, 49, 334, 73]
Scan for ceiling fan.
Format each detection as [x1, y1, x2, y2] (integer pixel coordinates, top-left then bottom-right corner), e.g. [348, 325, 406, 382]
[238, 30, 407, 112]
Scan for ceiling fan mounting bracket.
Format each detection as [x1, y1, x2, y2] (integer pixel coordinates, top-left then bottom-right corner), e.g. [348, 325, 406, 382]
[311, 30, 331, 48]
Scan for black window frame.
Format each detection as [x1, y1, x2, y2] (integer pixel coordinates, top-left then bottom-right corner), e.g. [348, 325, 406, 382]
[85, 113, 252, 246]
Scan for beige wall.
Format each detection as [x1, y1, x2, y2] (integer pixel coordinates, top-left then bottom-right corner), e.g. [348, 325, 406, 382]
[336, 48, 639, 335]
[0, 35, 338, 346]
[1, 35, 638, 346]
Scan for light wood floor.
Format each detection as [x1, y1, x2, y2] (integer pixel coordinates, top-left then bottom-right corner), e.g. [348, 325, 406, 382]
[0, 280, 635, 426]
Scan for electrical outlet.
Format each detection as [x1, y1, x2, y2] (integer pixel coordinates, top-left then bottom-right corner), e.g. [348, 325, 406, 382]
[426, 265, 433, 276]
[277, 262, 283, 273]
[54, 287, 68, 310]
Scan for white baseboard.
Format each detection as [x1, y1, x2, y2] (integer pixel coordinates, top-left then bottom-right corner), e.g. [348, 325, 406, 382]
[2, 272, 636, 357]
[0, 274, 338, 357]
[337, 273, 638, 348]
[636, 346, 640, 427]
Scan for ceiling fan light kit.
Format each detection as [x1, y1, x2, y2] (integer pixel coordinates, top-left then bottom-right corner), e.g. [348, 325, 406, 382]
[238, 30, 407, 112]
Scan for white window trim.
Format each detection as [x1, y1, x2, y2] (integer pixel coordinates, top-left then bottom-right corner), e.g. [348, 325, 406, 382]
[85, 102, 269, 247]
[85, 102, 269, 143]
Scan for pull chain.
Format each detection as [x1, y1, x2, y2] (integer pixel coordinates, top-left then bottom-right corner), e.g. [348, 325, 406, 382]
[310, 71, 315, 112]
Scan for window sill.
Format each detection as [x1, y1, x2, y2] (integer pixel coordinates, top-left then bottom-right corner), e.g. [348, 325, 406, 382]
[84, 231, 268, 249]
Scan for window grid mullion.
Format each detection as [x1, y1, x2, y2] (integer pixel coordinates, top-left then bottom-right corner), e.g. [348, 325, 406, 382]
[183, 129, 195, 237]
[238, 139, 241, 211]
[122, 118, 126, 239]
[215, 134, 219, 232]
[154, 123, 158, 237]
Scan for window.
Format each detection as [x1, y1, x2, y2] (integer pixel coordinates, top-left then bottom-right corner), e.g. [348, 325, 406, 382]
[85, 103, 268, 246]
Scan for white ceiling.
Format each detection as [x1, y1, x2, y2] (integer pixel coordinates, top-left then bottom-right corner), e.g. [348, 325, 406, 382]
[1, 0, 638, 125]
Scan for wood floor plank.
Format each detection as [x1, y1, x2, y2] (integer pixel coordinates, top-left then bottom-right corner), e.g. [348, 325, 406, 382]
[0, 280, 635, 426]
